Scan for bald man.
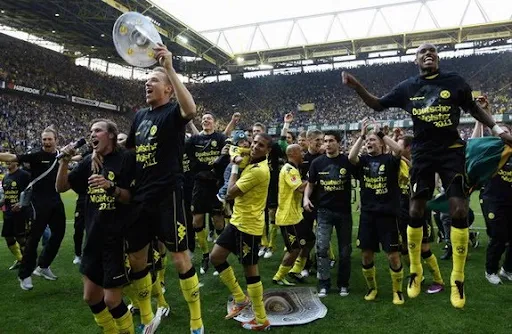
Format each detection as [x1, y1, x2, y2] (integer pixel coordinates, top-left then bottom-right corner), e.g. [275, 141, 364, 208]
[272, 144, 308, 286]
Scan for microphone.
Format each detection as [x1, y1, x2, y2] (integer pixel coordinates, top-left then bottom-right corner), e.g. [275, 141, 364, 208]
[56, 138, 87, 160]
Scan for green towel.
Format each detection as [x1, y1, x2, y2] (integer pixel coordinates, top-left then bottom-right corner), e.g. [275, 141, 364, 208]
[428, 137, 512, 213]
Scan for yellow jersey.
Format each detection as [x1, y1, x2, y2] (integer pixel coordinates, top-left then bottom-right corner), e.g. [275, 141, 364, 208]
[398, 158, 410, 196]
[230, 160, 270, 236]
[276, 163, 303, 226]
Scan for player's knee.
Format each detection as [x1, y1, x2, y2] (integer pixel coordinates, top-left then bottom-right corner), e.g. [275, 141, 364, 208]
[170, 251, 191, 272]
[361, 251, 374, 265]
[103, 293, 122, 310]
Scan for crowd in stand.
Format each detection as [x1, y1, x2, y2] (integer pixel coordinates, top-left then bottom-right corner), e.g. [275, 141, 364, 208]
[1, 32, 511, 152]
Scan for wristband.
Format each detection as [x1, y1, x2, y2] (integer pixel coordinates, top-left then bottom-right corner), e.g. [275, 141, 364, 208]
[492, 124, 505, 136]
[231, 165, 239, 174]
[377, 131, 385, 139]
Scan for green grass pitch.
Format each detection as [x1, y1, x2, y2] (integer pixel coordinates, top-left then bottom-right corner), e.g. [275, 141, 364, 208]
[1, 191, 511, 333]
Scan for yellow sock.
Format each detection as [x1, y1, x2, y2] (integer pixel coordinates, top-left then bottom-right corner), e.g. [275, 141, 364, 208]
[407, 226, 423, 275]
[8, 242, 23, 261]
[132, 272, 154, 325]
[113, 308, 134, 334]
[219, 266, 246, 303]
[261, 224, 269, 247]
[328, 243, 336, 261]
[425, 254, 444, 284]
[362, 266, 377, 290]
[93, 308, 117, 334]
[180, 272, 203, 330]
[289, 256, 307, 275]
[153, 269, 169, 308]
[247, 281, 267, 324]
[196, 229, 209, 255]
[390, 267, 404, 292]
[451, 227, 468, 283]
[273, 265, 292, 281]
[268, 223, 278, 249]
[123, 284, 139, 308]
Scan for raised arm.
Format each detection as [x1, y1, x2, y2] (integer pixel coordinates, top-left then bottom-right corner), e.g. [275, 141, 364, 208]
[471, 96, 490, 139]
[55, 160, 71, 192]
[374, 122, 403, 156]
[342, 72, 385, 111]
[349, 119, 369, 164]
[186, 120, 200, 136]
[154, 43, 196, 120]
[223, 112, 241, 137]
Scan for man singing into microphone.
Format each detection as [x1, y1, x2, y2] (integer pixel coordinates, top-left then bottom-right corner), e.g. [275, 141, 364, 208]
[0, 127, 67, 291]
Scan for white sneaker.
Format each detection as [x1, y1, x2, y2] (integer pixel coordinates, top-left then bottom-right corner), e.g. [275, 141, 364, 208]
[499, 267, 512, 281]
[263, 249, 273, 259]
[300, 269, 310, 278]
[72, 256, 82, 265]
[258, 247, 266, 257]
[485, 272, 503, 285]
[19, 276, 33, 290]
[33, 266, 58, 280]
[142, 311, 162, 334]
[157, 306, 170, 318]
[339, 287, 349, 297]
[318, 288, 328, 298]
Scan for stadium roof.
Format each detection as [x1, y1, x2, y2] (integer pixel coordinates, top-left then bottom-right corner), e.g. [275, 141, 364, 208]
[0, 0, 511, 76]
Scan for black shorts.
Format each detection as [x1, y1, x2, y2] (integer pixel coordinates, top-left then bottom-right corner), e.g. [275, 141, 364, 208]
[280, 220, 309, 252]
[125, 188, 190, 254]
[215, 224, 261, 266]
[80, 233, 128, 289]
[191, 178, 223, 215]
[1, 212, 29, 238]
[266, 173, 279, 209]
[480, 198, 512, 240]
[411, 145, 468, 200]
[357, 211, 400, 253]
[398, 212, 434, 248]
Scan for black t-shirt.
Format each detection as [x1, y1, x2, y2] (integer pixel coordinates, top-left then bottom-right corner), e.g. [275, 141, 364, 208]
[308, 154, 354, 213]
[126, 102, 189, 202]
[480, 156, 512, 205]
[186, 131, 226, 179]
[182, 149, 194, 190]
[300, 151, 322, 180]
[356, 153, 401, 215]
[16, 150, 61, 204]
[68, 150, 134, 234]
[1, 168, 30, 214]
[379, 71, 476, 153]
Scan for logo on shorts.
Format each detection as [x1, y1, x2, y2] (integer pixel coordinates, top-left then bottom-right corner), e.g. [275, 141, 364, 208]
[242, 242, 250, 258]
[340, 168, 347, 176]
[177, 221, 187, 243]
[288, 234, 296, 246]
[75, 212, 79, 218]
[299, 239, 306, 246]
[356, 239, 360, 247]
[488, 212, 495, 220]
[456, 245, 466, 254]
[211, 140, 217, 147]
[440, 90, 451, 99]
[150, 125, 158, 136]
[108, 171, 115, 181]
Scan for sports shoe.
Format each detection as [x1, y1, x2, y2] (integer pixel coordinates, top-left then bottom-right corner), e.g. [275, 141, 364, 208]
[241, 319, 270, 331]
[318, 288, 328, 298]
[339, 287, 349, 297]
[19, 276, 33, 291]
[257, 247, 266, 257]
[330, 260, 336, 269]
[499, 267, 512, 281]
[392, 291, 405, 305]
[273, 278, 295, 286]
[72, 256, 82, 265]
[226, 296, 251, 319]
[469, 231, 480, 248]
[287, 272, 306, 284]
[364, 288, 378, 301]
[128, 303, 140, 314]
[407, 272, 422, 298]
[157, 305, 170, 318]
[33, 266, 58, 280]
[9, 260, 21, 270]
[427, 282, 445, 294]
[263, 249, 273, 259]
[300, 269, 309, 278]
[485, 272, 503, 285]
[200, 256, 209, 275]
[213, 270, 219, 276]
[191, 325, 204, 334]
[450, 280, 465, 309]
[142, 311, 162, 334]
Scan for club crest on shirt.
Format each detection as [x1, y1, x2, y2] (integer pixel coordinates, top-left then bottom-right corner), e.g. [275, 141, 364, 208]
[11, 181, 17, 187]
[150, 125, 158, 136]
[211, 140, 217, 147]
[440, 90, 451, 99]
[339, 168, 347, 176]
[107, 171, 115, 181]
